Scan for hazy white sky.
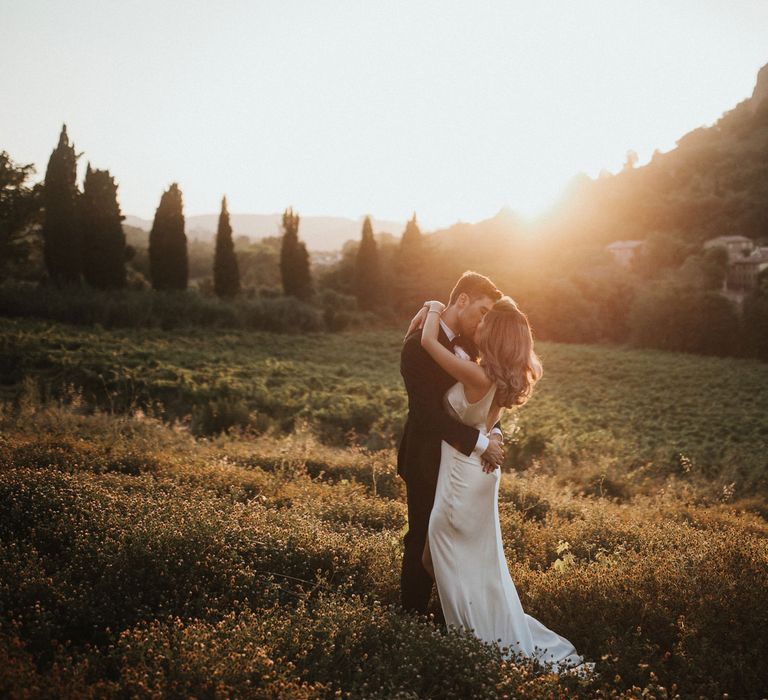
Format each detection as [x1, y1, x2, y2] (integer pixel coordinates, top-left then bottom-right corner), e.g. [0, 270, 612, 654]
[2, 1, 767, 229]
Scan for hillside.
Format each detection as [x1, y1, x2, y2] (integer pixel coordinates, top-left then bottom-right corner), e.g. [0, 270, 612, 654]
[540, 62, 768, 247]
[399, 62, 768, 255]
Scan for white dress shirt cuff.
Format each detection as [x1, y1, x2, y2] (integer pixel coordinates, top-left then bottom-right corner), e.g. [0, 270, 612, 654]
[490, 426, 503, 438]
[473, 432, 489, 457]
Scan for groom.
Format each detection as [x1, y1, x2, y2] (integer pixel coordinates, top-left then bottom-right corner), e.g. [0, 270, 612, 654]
[398, 271, 505, 615]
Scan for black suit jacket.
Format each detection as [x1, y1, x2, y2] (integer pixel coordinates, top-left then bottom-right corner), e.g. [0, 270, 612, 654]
[397, 326, 482, 491]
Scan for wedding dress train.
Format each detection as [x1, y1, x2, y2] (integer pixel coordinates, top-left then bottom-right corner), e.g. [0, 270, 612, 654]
[428, 382, 591, 673]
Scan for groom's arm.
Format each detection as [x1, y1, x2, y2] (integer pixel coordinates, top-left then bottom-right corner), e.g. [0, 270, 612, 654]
[401, 332, 481, 457]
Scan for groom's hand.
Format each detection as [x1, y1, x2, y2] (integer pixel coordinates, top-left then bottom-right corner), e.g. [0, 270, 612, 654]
[481, 434, 504, 473]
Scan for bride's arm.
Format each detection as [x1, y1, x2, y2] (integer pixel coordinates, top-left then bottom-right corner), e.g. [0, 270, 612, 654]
[421, 301, 489, 392]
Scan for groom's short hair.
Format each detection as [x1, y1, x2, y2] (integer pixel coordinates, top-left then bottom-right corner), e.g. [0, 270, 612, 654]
[448, 271, 502, 306]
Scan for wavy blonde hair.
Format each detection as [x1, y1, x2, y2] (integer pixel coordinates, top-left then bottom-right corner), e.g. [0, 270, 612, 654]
[477, 296, 543, 408]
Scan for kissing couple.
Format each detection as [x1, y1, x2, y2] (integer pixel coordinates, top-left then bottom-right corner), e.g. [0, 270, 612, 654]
[397, 271, 593, 675]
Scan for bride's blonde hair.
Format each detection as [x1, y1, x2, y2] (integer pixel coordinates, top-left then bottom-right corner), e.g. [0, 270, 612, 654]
[477, 296, 543, 408]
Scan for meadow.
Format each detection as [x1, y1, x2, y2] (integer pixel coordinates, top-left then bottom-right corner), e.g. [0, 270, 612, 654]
[2, 317, 767, 497]
[1, 317, 768, 698]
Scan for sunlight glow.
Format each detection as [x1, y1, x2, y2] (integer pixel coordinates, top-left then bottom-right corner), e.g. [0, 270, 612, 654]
[1, 0, 767, 233]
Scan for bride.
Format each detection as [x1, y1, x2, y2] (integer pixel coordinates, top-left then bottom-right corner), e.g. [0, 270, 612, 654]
[414, 296, 593, 675]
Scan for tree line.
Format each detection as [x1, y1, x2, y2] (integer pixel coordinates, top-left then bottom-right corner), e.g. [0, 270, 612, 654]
[0, 125, 414, 314]
[1, 126, 296, 301]
[1, 125, 767, 360]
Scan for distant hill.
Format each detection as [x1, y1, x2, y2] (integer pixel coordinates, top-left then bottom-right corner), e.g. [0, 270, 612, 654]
[427, 207, 528, 249]
[124, 214, 405, 252]
[541, 62, 768, 247]
[123, 62, 768, 257]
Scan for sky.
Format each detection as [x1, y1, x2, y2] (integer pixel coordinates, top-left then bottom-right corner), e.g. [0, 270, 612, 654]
[2, 1, 767, 231]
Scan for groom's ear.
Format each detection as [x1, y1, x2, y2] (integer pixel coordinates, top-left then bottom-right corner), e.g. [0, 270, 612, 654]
[456, 292, 470, 308]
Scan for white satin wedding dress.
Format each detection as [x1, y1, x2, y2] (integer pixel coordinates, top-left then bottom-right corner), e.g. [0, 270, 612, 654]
[428, 382, 591, 673]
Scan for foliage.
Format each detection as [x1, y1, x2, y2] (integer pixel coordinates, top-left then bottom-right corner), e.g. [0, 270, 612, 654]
[42, 125, 81, 285]
[213, 196, 240, 298]
[677, 245, 728, 290]
[79, 165, 127, 289]
[0, 392, 766, 698]
[0, 286, 324, 335]
[524, 278, 601, 343]
[630, 231, 696, 278]
[237, 234, 282, 291]
[546, 95, 768, 246]
[149, 183, 188, 291]
[742, 270, 768, 361]
[317, 287, 365, 332]
[354, 216, 384, 311]
[0, 150, 42, 276]
[628, 281, 740, 356]
[394, 214, 428, 312]
[280, 208, 312, 301]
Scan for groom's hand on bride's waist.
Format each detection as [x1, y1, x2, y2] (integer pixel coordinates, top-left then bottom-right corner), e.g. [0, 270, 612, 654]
[481, 434, 504, 473]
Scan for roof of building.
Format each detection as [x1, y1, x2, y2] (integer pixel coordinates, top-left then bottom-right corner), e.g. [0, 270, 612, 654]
[704, 235, 753, 245]
[732, 251, 768, 265]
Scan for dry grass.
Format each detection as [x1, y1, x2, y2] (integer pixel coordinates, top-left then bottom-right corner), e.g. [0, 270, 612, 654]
[0, 397, 766, 698]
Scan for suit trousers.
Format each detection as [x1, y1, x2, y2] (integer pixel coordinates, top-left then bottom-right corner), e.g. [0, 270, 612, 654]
[400, 470, 440, 617]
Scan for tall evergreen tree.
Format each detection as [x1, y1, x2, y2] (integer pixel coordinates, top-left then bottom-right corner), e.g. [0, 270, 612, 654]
[353, 216, 383, 310]
[279, 207, 312, 300]
[80, 164, 127, 289]
[400, 212, 422, 255]
[149, 183, 188, 291]
[394, 213, 425, 311]
[42, 124, 81, 285]
[213, 196, 240, 298]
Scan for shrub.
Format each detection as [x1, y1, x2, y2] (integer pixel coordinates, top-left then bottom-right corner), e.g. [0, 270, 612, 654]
[0, 283, 324, 333]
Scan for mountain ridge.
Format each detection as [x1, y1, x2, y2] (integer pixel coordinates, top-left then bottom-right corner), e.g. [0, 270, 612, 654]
[123, 213, 406, 252]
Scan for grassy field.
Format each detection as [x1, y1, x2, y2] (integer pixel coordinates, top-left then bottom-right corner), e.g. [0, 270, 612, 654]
[3, 317, 767, 497]
[1, 317, 767, 698]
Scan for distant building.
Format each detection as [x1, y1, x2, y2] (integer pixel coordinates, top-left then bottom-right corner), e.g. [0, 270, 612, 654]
[704, 235, 768, 291]
[606, 240, 644, 267]
[310, 250, 343, 266]
[704, 235, 754, 261]
[728, 247, 768, 290]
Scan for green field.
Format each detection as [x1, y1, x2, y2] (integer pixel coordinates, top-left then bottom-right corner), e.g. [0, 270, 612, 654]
[1, 318, 767, 698]
[3, 317, 767, 494]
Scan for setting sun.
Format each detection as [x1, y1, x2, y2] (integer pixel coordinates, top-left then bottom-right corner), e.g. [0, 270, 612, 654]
[2, 1, 767, 230]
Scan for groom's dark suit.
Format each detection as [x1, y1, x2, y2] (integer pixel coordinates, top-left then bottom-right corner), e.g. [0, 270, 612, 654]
[398, 325, 487, 614]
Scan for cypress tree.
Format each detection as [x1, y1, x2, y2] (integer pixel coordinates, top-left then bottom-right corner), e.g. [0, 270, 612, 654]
[279, 207, 312, 300]
[80, 164, 127, 289]
[213, 196, 240, 298]
[400, 212, 422, 255]
[149, 183, 188, 291]
[395, 213, 425, 311]
[354, 216, 383, 310]
[42, 124, 81, 285]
